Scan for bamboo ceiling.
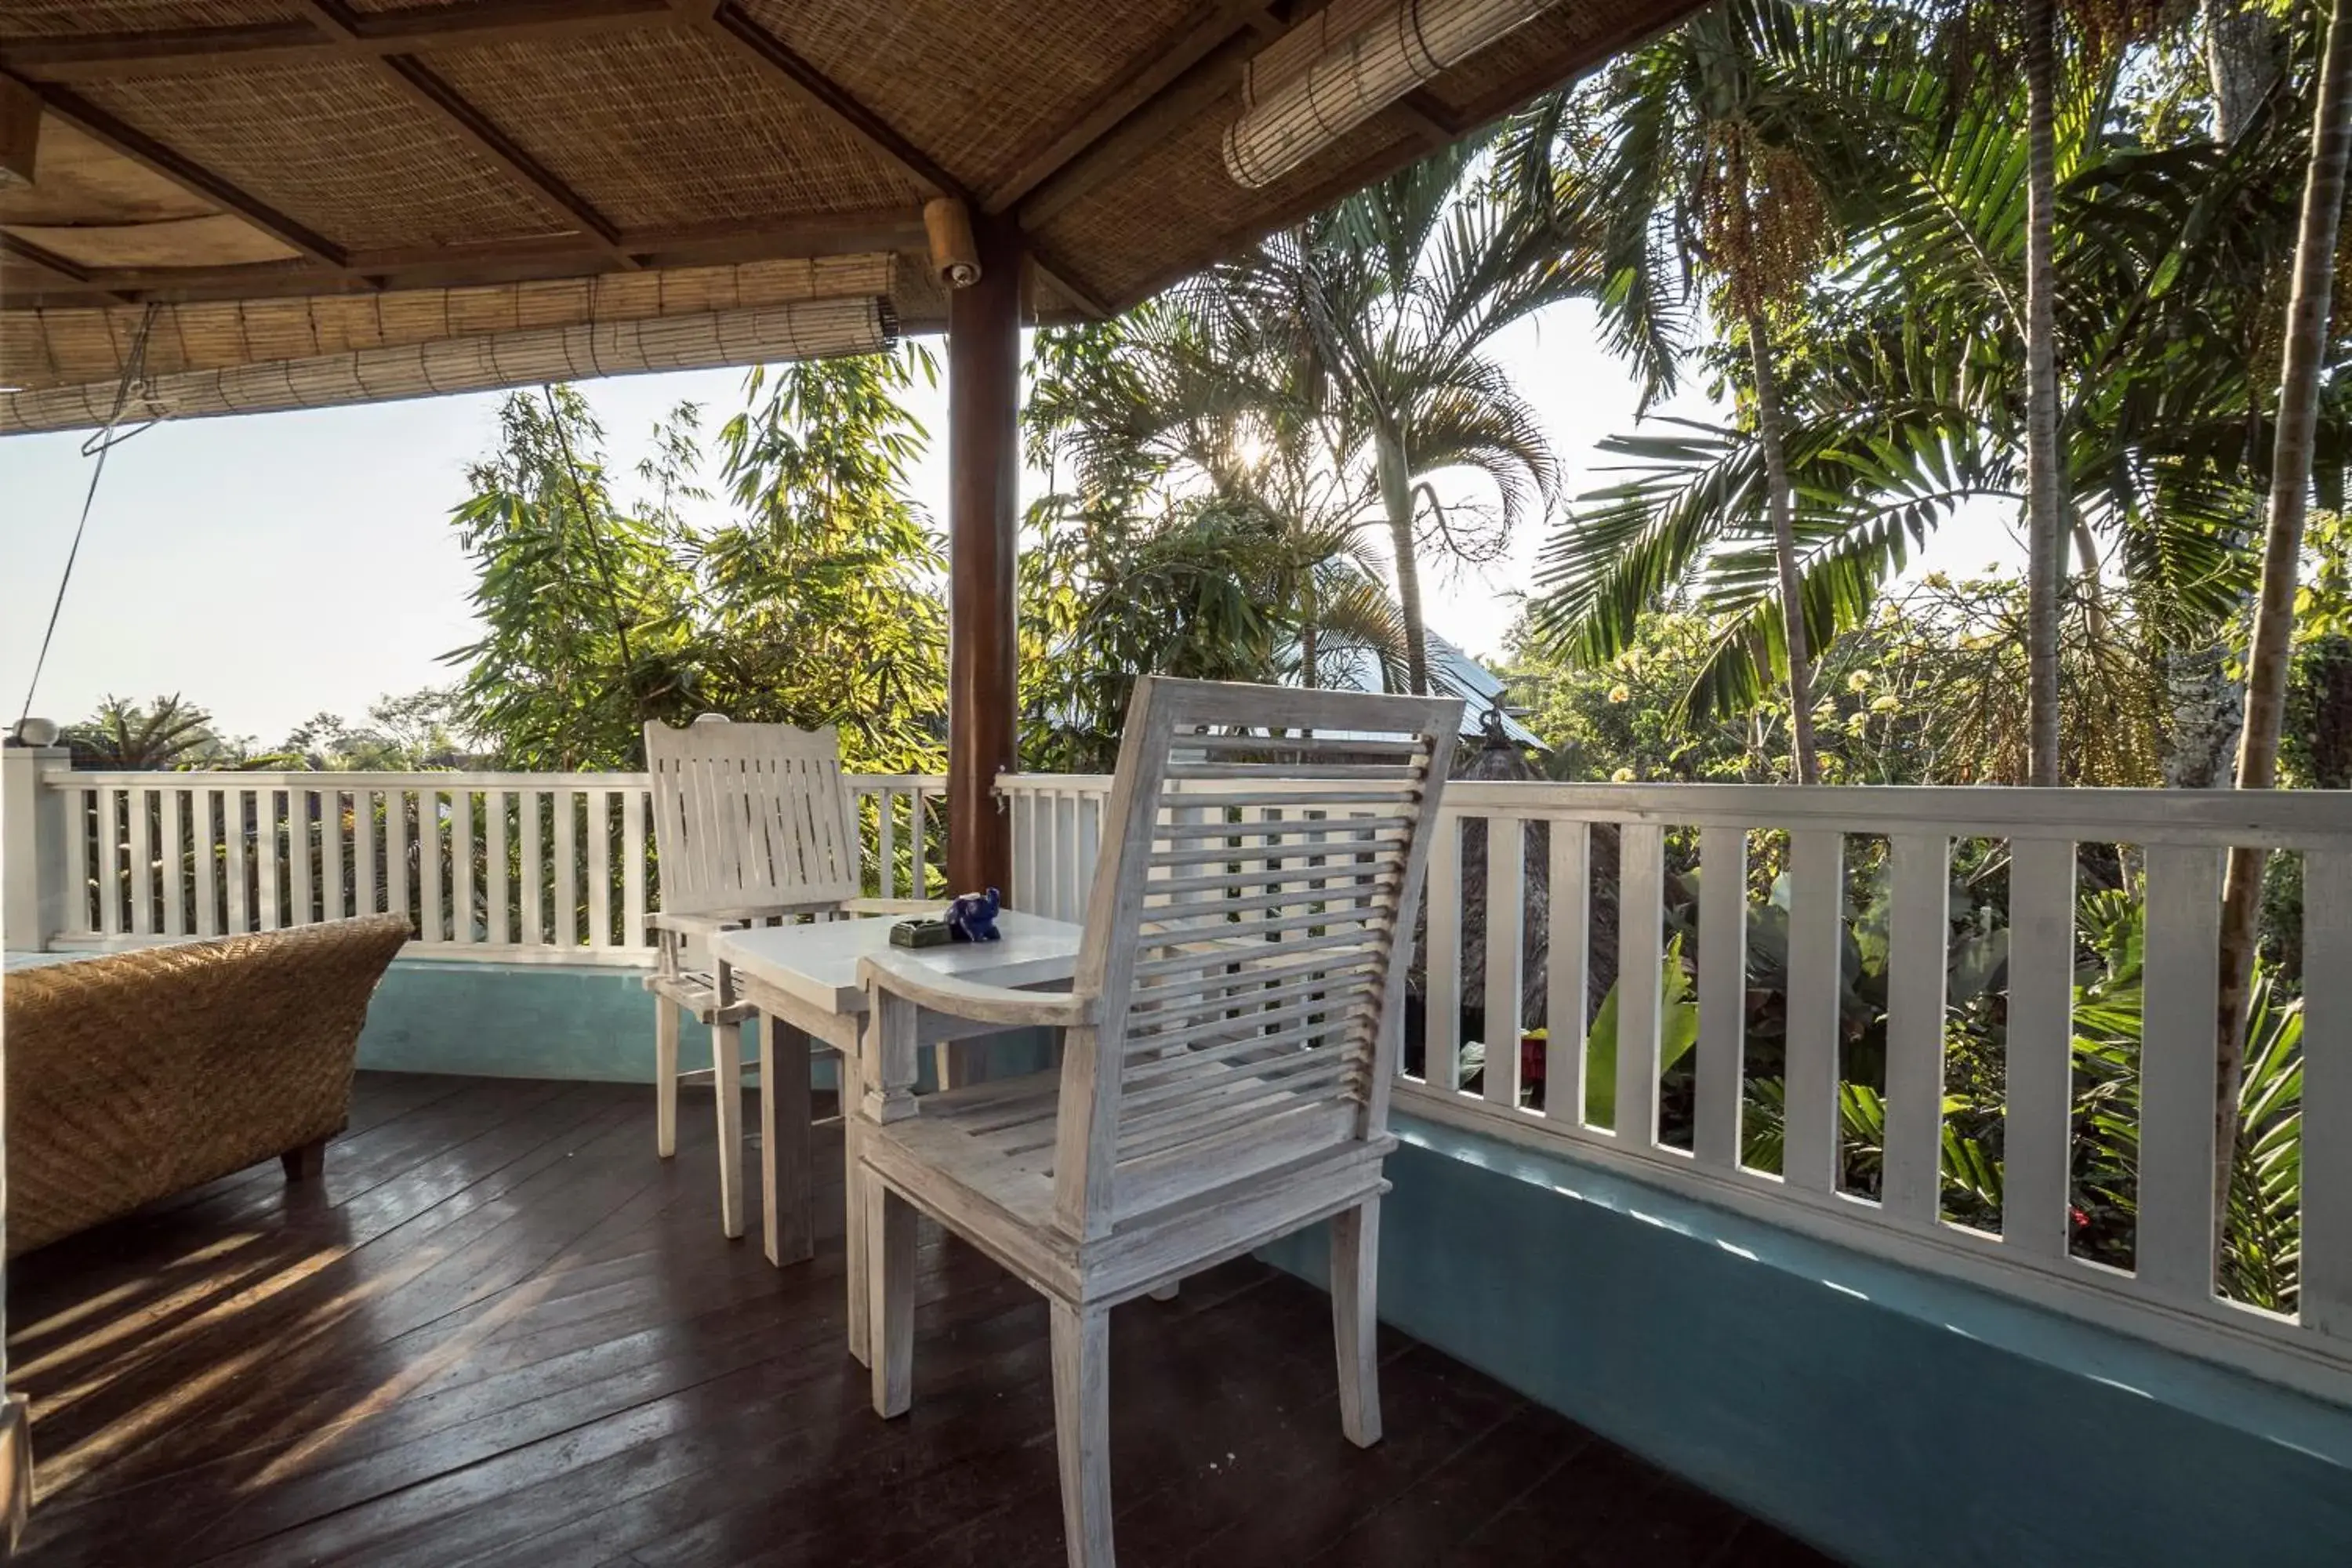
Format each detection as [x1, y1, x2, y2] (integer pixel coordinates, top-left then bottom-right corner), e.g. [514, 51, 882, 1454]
[0, 0, 1705, 423]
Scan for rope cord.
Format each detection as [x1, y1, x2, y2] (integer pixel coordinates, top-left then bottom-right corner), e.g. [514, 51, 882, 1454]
[17, 303, 162, 731]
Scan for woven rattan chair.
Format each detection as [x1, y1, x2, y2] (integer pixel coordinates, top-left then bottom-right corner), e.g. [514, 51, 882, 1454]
[3, 914, 408, 1259]
[853, 677, 1461, 1568]
[643, 716, 930, 1253]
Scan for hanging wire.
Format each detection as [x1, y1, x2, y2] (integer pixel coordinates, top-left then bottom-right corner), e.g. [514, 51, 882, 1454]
[17, 303, 164, 731]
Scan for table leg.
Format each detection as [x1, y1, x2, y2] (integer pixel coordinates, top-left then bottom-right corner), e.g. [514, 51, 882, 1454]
[765, 1020, 814, 1265]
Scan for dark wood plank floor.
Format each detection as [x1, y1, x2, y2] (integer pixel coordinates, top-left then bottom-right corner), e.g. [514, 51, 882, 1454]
[6, 1073, 1838, 1567]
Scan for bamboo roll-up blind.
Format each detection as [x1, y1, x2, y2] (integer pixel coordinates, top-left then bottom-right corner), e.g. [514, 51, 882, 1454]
[0, 295, 895, 435]
[1224, 0, 1556, 188]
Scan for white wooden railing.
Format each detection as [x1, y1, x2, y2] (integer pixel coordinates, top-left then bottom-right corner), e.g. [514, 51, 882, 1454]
[999, 772, 2352, 1399]
[19, 757, 2352, 1398]
[37, 766, 944, 966]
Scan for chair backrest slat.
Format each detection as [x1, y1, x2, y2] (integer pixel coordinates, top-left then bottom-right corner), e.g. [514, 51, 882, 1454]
[644, 718, 862, 916]
[1050, 677, 1461, 1237]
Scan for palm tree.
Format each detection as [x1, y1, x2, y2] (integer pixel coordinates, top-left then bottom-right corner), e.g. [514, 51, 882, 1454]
[1531, 2, 2309, 764]
[66, 695, 225, 768]
[2216, 0, 2352, 1246]
[1513, 0, 1883, 780]
[1192, 143, 1584, 695]
[2023, 0, 2065, 785]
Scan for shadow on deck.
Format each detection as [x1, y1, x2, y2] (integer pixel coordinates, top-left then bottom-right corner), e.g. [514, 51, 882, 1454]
[5, 1073, 1838, 1566]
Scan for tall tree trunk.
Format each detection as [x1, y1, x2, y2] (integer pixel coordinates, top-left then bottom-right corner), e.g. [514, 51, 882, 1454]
[2204, 0, 2286, 142]
[2166, 0, 2285, 789]
[1376, 430, 1432, 695]
[2024, 0, 2065, 788]
[2214, 0, 2352, 1252]
[1744, 301, 1821, 785]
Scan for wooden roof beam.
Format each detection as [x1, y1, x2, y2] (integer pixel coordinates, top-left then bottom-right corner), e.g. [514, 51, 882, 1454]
[0, 231, 133, 303]
[985, 0, 1279, 216]
[7, 74, 348, 270]
[284, 2, 639, 269]
[676, 2, 1109, 315]
[0, 0, 679, 81]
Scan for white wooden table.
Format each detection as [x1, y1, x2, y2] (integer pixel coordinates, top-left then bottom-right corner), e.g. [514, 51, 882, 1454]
[709, 912, 1083, 1279]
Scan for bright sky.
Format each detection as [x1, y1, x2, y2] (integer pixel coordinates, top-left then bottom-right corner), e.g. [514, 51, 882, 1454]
[0, 301, 2024, 744]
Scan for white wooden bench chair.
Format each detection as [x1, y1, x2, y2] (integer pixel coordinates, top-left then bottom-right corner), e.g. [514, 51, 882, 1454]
[644, 714, 928, 1258]
[852, 677, 1461, 1568]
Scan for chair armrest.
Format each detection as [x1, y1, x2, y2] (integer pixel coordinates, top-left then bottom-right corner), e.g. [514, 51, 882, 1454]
[841, 897, 946, 916]
[646, 912, 750, 937]
[858, 950, 1096, 1029]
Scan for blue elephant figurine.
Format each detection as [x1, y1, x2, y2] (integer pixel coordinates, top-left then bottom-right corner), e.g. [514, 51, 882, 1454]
[946, 887, 1002, 943]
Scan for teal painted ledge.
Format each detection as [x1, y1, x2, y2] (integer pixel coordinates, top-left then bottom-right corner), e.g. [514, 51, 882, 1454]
[1258, 1117, 2352, 1568]
[358, 959, 733, 1082]
[358, 957, 1047, 1089]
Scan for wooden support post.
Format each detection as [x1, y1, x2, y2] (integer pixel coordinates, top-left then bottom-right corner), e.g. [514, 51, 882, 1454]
[946, 212, 1022, 898]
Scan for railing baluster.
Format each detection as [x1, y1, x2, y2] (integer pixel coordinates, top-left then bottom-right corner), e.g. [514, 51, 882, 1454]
[878, 786, 898, 900]
[452, 785, 470, 940]
[1695, 824, 1745, 1168]
[588, 789, 613, 946]
[521, 790, 544, 946]
[129, 787, 154, 937]
[356, 789, 378, 916]
[622, 786, 644, 948]
[386, 789, 410, 935]
[1614, 822, 1664, 1147]
[2138, 844, 2223, 1305]
[65, 782, 92, 936]
[1546, 819, 1589, 1127]
[554, 789, 579, 949]
[1783, 829, 1842, 1192]
[257, 789, 283, 931]
[910, 788, 930, 899]
[485, 789, 509, 944]
[1484, 815, 1524, 1109]
[417, 787, 443, 942]
[1076, 789, 1099, 915]
[322, 786, 347, 921]
[289, 786, 313, 926]
[190, 788, 217, 935]
[1425, 811, 1463, 1091]
[226, 789, 249, 935]
[2005, 840, 2076, 1256]
[100, 787, 125, 937]
[1882, 833, 1951, 1224]
[2305, 849, 2350, 1337]
[160, 786, 185, 937]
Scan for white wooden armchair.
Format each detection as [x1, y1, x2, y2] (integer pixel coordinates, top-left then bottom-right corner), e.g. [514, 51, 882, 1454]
[853, 677, 1462, 1568]
[644, 714, 928, 1254]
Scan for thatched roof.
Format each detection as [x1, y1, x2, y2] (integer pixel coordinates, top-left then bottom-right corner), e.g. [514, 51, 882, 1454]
[0, 0, 1704, 430]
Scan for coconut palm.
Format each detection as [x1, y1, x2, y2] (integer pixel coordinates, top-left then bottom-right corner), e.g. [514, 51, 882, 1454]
[1187, 141, 1587, 695]
[1508, 0, 1890, 780]
[1529, 1, 2316, 755]
[2217, 0, 2352, 1250]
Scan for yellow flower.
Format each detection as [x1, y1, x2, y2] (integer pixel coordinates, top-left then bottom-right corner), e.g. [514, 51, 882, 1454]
[1610, 767, 1635, 783]
[1846, 670, 1872, 693]
[1607, 684, 1632, 704]
[1870, 693, 1900, 713]
[1924, 571, 1951, 590]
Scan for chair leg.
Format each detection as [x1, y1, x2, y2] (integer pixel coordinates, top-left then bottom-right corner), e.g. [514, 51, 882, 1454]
[712, 1018, 746, 1239]
[846, 1120, 869, 1367]
[1050, 1301, 1115, 1568]
[655, 998, 681, 1159]
[764, 1020, 815, 1266]
[1331, 1199, 1381, 1448]
[868, 1181, 916, 1417]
